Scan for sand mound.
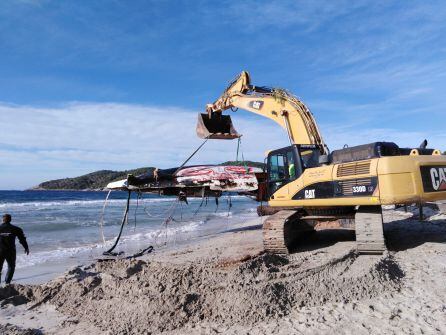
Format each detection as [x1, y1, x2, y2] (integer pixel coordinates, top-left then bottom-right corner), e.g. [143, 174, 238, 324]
[17, 249, 403, 334]
[0, 323, 41, 335]
[2, 208, 446, 334]
[0, 285, 35, 308]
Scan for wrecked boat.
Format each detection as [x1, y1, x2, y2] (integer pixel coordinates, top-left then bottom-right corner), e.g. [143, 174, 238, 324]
[106, 165, 264, 198]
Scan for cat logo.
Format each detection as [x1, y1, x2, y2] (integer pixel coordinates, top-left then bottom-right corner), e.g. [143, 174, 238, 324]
[430, 167, 446, 191]
[249, 100, 264, 110]
[305, 189, 315, 199]
[421, 166, 446, 192]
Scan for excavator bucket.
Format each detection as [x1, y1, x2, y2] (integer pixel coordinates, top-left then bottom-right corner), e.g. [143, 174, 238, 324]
[196, 113, 240, 139]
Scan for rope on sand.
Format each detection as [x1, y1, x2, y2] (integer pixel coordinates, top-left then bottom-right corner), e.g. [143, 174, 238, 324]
[100, 191, 188, 258]
[126, 245, 154, 259]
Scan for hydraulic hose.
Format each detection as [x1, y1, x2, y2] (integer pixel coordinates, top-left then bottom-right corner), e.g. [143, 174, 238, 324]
[103, 190, 131, 256]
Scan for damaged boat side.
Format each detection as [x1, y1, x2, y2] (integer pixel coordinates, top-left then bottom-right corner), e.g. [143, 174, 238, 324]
[105, 165, 263, 198]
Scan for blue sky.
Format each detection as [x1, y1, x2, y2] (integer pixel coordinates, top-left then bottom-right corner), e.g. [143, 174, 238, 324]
[0, 0, 445, 189]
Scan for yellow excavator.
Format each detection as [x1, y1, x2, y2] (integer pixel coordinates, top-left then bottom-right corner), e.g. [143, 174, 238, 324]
[197, 71, 446, 254]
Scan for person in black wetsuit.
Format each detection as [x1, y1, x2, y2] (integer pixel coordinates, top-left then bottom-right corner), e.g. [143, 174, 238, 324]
[0, 214, 29, 284]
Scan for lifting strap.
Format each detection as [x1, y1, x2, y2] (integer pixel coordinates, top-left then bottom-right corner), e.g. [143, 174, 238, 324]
[174, 139, 208, 175]
[236, 137, 249, 172]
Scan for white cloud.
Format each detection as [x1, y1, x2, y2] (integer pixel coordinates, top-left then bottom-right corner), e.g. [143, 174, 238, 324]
[0, 102, 289, 189]
[1, 100, 445, 189]
[224, 0, 370, 32]
[1, 101, 444, 190]
[322, 124, 444, 151]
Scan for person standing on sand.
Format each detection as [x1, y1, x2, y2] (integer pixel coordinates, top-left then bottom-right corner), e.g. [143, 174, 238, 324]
[0, 214, 29, 285]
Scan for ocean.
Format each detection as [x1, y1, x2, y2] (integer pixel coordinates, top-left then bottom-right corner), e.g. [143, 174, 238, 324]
[0, 190, 259, 283]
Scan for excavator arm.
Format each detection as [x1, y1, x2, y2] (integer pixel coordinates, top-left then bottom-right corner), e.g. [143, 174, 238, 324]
[199, 71, 328, 154]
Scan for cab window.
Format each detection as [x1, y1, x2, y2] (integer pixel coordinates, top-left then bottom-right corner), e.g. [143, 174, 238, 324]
[287, 151, 297, 180]
[300, 148, 320, 169]
[269, 154, 286, 181]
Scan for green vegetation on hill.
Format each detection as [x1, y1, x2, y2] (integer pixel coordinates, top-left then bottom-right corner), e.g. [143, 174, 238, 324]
[34, 161, 265, 190]
[220, 160, 265, 169]
[34, 167, 154, 190]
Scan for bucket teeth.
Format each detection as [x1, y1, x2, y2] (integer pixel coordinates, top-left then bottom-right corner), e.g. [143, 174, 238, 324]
[196, 113, 240, 140]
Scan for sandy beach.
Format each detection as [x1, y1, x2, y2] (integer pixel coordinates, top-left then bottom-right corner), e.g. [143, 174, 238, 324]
[0, 207, 445, 334]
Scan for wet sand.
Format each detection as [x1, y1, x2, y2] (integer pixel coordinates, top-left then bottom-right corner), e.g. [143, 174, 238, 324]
[0, 208, 445, 334]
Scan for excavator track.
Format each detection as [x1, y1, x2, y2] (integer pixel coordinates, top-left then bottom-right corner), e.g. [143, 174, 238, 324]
[355, 206, 386, 254]
[263, 210, 314, 254]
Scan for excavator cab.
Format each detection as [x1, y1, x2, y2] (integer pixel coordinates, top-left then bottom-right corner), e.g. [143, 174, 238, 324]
[267, 146, 300, 197]
[267, 145, 321, 197]
[196, 113, 240, 140]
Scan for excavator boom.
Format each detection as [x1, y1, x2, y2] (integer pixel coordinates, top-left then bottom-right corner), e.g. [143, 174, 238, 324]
[197, 71, 328, 154]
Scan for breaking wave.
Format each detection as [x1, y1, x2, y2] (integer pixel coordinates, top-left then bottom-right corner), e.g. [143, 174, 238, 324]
[16, 219, 204, 269]
[0, 198, 180, 209]
[2, 190, 259, 280]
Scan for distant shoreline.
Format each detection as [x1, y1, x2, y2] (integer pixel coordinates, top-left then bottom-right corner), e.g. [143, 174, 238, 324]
[26, 188, 108, 192]
[30, 161, 265, 191]
[0, 189, 111, 192]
